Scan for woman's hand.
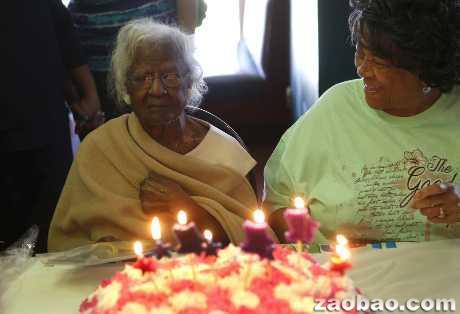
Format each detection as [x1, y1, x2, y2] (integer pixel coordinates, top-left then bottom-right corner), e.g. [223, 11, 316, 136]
[67, 65, 104, 139]
[74, 108, 105, 139]
[139, 172, 191, 214]
[140, 171, 230, 244]
[410, 183, 460, 224]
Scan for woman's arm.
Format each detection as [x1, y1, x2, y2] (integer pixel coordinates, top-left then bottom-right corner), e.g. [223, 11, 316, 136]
[176, 0, 207, 33]
[69, 65, 101, 118]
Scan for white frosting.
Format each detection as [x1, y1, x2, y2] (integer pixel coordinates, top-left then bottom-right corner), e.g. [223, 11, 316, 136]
[96, 281, 121, 310]
[288, 296, 316, 313]
[122, 265, 143, 280]
[151, 307, 174, 314]
[231, 290, 260, 309]
[312, 276, 332, 297]
[120, 303, 148, 314]
[170, 291, 207, 311]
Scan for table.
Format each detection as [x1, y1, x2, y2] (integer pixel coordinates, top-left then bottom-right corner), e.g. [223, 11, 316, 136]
[1, 239, 459, 314]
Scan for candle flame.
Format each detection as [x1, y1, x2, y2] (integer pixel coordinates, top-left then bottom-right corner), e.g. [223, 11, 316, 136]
[203, 229, 213, 242]
[151, 216, 161, 241]
[293, 196, 305, 209]
[134, 241, 143, 258]
[336, 234, 348, 246]
[253, 209, 265, 224]
[177, 210, 187, 225]
[336, 244, 351, 260]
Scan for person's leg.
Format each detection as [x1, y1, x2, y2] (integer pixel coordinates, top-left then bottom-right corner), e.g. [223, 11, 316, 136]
[0, 151, 40, 251]
[0, 133, 72, 253]
[32, 138, 72, 253]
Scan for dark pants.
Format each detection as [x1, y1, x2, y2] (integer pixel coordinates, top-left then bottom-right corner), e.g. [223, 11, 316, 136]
[0, 139, 72, 253]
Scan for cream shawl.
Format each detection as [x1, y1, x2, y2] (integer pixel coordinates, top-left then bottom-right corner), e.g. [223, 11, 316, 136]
[48, 113, 260, 252]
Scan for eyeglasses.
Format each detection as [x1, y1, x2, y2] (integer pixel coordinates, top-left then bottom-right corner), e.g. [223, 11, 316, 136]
[128, 72, 183, 90]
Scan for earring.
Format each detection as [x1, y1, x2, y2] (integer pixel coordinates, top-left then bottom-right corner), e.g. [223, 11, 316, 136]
[422, 86, 432, 95]
[162, 90, 168, 95]
[123, 94, 131, 105]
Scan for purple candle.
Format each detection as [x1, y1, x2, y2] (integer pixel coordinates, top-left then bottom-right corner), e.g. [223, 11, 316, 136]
[241, 209, 275, 259]
[284, 197, 319, 246]
[173, 210, 204, 254]
[152, 240, 172, 259]
[148, 217, 171, 259]
[201, 229, 222, 256]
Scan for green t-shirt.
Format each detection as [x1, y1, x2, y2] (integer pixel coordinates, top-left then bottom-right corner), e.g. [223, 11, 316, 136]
[265, 79, 460, 243]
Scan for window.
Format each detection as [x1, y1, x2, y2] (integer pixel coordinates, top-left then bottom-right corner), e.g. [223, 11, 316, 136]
[194, 0, 241, 77]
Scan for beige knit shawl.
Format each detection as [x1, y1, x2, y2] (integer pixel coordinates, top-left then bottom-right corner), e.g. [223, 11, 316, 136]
[48, 113, 261, 252]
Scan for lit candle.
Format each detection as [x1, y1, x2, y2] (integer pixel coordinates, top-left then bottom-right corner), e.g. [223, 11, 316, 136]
[204, 229, 212, 242]
[152, 216, 161, 240]
[241, 209, 275, 259]
[150, 216, 171, 259]
[294, 196, 306, 209]
[173, 210, 204, 254]
[133, 241, 143, 260]
[202, 229, 222, 256]
[336, 234, 348, 246]
[329, 234, 352, 275]
[284, 197, 319, 250]
[133, 240, 158, 273]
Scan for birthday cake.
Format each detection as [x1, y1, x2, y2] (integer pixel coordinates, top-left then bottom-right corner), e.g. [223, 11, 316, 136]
[79, 245, 366, 314]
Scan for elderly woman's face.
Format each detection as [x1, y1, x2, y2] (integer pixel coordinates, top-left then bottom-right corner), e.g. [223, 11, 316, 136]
[354, 43, 426, 116]
[127, 44, 190, 127]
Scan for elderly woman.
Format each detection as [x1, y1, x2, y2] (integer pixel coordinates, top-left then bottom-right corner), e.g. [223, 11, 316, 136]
[48, 19, 258, 252]
[265, 0, 460, 243]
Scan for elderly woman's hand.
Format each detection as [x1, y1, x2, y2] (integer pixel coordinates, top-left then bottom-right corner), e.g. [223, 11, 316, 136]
[139, 172, 191, 214]
[410, 183, 460, 224]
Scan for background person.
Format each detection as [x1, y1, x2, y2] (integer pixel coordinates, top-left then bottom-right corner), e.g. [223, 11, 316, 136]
[1, 0, 100, 253]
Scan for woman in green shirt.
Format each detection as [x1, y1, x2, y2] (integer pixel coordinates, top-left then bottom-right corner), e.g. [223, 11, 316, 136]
[265, 0, 460, 243]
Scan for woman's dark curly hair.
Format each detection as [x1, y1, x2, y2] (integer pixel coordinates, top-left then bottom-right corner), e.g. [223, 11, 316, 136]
[349, 0, 459, 92]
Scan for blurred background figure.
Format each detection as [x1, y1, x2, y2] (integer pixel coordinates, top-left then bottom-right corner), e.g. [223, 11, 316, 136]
[67, 0, 207, 120]
[1, 0, 100, 253]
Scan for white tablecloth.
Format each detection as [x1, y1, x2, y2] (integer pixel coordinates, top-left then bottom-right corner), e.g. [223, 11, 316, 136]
[1, 239, 459, 314]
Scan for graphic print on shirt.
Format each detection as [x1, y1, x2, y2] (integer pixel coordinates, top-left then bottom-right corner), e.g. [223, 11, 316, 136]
[351, 149, 458, 241]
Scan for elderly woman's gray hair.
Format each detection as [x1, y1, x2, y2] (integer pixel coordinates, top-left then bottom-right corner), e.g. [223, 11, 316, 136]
[110, 18, 207, 108]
